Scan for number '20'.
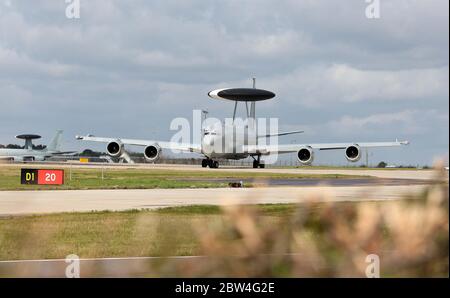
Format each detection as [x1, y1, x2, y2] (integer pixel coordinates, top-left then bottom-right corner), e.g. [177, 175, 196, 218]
[45, 173, 57, 182]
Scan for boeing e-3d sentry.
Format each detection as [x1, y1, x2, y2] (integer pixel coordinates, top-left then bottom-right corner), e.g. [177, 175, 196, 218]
[76, 81, 409, 168]
[0, 130, 74, 162]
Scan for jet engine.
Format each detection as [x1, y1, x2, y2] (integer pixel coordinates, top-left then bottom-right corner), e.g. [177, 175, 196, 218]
[106, 141, 124, 157]
[144, 145, 161, 162]
[345, 144, 361, 162]
[297, 146, 314, 165]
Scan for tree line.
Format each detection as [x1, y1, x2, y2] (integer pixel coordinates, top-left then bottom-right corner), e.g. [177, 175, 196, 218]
[0, 144, 47, 150]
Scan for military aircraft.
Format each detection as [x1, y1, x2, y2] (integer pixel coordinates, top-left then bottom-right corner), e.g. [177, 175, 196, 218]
[0, 130, 74, 162]
[76, 81, 409, 168]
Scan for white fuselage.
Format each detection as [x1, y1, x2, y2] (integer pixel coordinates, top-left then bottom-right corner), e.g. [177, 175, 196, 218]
[0, 148, 52, 161]
[201, 121, 257, 160]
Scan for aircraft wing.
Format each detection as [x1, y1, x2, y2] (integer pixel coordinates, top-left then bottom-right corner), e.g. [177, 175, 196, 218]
[257, 130, 304, 139]
[245, 140, 409, 155]
[76, 135, 202, 153]
[50, 151, 78, 155]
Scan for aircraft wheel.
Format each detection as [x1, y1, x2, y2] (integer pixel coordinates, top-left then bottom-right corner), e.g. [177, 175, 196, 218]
[259, 163, 265, 169]
[253, 160, 259, 168]
[212, 161, 219, 168]
[201, 159, 208, 168]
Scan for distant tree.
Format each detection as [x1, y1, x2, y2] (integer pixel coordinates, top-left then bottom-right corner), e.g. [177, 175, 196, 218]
[79, 149, 105, 157]
[129, 151, 144, 157]
[6, 144, 22, 149]
[2, 144, 47, 150]
[377, 161, 387, 168]
[32, 145, 46, 150]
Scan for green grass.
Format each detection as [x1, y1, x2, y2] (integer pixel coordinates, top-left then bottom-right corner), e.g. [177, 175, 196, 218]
[153, 204, 298, 215]
[0, 204, 297, 261]
[0, 166, 365, 191]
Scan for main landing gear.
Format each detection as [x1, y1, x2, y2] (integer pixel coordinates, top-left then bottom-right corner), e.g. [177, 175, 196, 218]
[252, 155, 265, 168]
[202, 159, 219, 168]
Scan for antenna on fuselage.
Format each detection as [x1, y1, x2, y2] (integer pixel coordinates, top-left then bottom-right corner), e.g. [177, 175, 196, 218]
[245, 78, 255, 118]
[234, 78, 257, 121]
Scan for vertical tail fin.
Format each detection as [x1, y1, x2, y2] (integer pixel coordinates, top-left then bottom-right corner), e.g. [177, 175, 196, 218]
[46, 130, 63, 152]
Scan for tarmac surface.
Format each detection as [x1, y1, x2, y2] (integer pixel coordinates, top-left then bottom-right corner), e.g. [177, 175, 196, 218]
[0, 254, 360, 278]
[0, 184, 432, 216]
[0, 184, 433, 216]
[174, 177, 430, 187]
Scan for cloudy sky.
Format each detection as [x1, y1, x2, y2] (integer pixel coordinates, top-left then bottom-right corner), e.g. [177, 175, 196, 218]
[0, 0, 448, 165]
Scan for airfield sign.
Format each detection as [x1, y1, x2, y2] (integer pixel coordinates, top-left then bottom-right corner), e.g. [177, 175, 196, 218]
[21, 169, 65, 185]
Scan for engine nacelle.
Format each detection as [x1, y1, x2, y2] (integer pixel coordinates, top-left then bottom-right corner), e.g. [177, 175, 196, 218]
[345, 144, 361, 162]
[144, 145, 161, 162]
[106, 141, 124, 157]
[297, 146, 314, 165]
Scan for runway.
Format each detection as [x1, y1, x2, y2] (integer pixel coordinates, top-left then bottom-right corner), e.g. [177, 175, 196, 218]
[0, 256, 210, 278]
[174, 177, 430, 187]
[0, 254, 359, 278]
[149, 164, 441, 181]
[0, 184, 431, 216]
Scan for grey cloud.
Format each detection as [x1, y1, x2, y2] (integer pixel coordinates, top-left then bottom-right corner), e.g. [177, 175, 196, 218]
[265, 64, 449, 106]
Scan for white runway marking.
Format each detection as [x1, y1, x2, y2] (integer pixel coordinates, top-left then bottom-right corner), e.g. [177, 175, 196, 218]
[0, 255, 207, 263]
